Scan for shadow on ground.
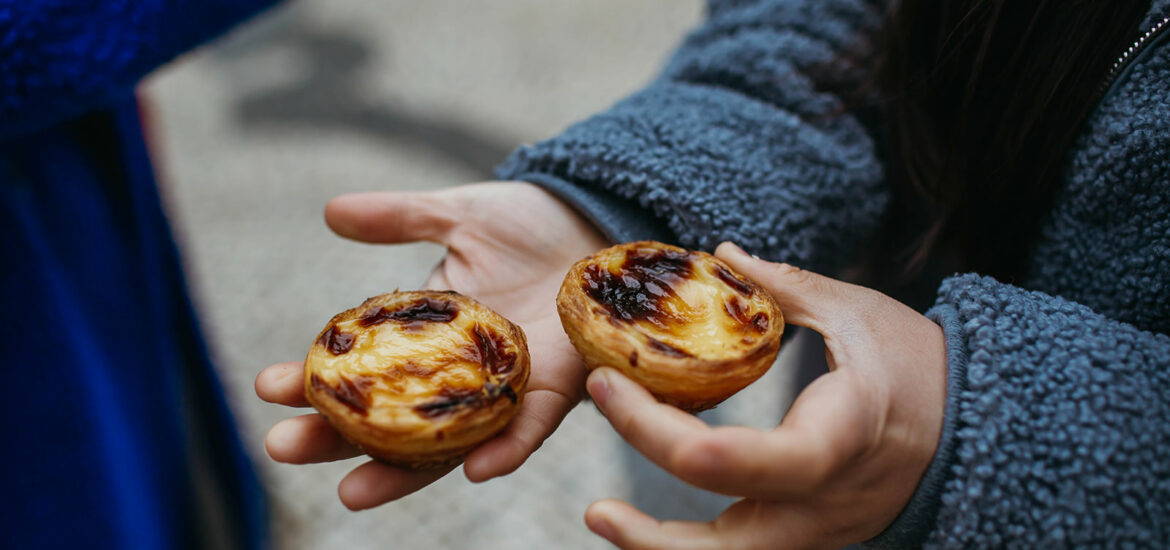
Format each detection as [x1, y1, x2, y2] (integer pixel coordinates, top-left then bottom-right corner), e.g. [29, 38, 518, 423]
[220, 12, 513, 177]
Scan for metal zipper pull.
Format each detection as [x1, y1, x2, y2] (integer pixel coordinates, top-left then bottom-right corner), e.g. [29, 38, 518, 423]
[1096, 15, 1170, 102]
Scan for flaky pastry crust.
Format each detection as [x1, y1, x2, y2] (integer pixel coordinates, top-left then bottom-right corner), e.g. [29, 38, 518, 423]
[305, 291, 529, 468]
[558, 241, 784, 412]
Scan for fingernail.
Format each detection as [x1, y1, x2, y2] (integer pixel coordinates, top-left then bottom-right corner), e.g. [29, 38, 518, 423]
[587, 369, 611, 410]
[264, 422, 293, 461]
[722, 241, 749, 257]
[589, 515, 618, 542]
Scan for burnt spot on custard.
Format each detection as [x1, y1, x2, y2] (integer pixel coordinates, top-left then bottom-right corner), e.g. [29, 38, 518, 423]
[750, 312, 769, 334]
[582, 247, 694, 328]
[311, 373, 373, 415]
[413, 381, 517, 419]
[498, 383, 518, 403]
[414, 387, 481, 418]
[723, 296, 750, 325]
[471, 323, 517, 375]
[646, 336, 691, 358]
[359, 298, 460, 330]
[725, 297, 771, 335]
[629, 351, 638, 367]
[713, 264, 754, 297]
[399, 360, 439, 378]
[318, 325, 356, 355]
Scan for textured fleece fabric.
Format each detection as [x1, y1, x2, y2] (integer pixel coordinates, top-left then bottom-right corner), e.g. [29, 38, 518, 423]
[1, 1, 275, 548]
[498, 0, 1170, 547]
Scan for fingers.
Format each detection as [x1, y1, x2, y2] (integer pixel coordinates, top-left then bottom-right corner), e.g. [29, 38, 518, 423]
[586, 367, 708, 470]
[325, 191, 460, 245]
[259, 362, 458, 509]
[587, 368, 830, 498]
[589, 499, 827, 550]
[585, 500, 726, 550]
[338, 461, 455, 511]
[462, 388, 578, 482]
[669, 425, 835, 497]
[265, 413, 363, 464]
[714, 242, 875, 335]
[255, 362, 309, 407]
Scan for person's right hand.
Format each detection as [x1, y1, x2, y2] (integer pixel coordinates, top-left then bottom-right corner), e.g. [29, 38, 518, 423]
[581, 243, 946, 549]
[255, 181, 610, 510]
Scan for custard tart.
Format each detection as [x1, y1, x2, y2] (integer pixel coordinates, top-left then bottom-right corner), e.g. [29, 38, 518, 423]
[305, 290, 529, 468]
[558, 241, 783, 412]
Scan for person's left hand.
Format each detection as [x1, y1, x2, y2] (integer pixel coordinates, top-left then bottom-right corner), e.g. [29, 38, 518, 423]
[583, 242, 947, 550]
[255, 182, 609, 510]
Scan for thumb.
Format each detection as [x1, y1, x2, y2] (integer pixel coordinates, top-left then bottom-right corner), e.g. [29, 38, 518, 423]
[325, 191, 460, 245]
[714, 242, 872, 336]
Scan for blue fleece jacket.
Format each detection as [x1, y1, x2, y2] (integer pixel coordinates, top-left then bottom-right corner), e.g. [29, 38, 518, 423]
[1, 2, 275, 548]
[498, 0, 1170, 547]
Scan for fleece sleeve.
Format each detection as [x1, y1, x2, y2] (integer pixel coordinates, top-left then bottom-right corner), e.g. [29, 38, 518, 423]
[866, 274, 1170, 549]
[0, 0, 278, 139]
[497, 0, 887, 273]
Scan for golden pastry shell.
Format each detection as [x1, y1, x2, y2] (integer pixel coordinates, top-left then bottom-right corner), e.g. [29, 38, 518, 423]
[557, 241, 783, 412]
[304, 290, 530, 468]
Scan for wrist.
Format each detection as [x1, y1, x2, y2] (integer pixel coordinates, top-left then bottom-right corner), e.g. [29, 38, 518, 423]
[864, 304, 967, 549]
[508, 173, 674, 246]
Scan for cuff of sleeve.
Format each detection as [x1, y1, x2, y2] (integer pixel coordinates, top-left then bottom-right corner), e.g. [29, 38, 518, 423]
[499, 171, 675, 245]
[863, 303, 969, 549]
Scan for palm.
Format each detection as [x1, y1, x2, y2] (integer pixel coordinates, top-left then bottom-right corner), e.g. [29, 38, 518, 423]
[418, 183, 608, 441]
[427, 183, 600, 322]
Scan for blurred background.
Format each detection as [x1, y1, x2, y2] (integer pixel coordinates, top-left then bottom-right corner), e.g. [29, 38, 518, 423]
[143, 1, 812, 548]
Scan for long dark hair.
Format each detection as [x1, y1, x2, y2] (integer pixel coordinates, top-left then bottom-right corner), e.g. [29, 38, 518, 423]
[873, 0, 1149, 281]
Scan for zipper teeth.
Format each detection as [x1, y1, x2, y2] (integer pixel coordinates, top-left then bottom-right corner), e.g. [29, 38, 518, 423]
[1098, 15, 1170, 98]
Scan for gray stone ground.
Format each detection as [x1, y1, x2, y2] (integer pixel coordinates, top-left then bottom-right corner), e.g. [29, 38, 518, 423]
[144, 1, 817, 548]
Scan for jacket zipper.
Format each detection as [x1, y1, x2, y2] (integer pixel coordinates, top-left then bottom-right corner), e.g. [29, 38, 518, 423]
[1096, 14, 1170, 100]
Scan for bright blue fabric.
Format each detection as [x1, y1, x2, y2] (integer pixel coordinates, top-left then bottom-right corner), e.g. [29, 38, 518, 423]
[1, 1, 276, 139]
[499, 0, 1170, 546]
[1, 1, 274, 548]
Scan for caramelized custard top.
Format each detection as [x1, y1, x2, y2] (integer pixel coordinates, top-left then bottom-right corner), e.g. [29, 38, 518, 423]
[308, 294, 523, 422]
[582, 246, 694, 329]
[579, 244, 772, 360]
[358, 297, 459, 329]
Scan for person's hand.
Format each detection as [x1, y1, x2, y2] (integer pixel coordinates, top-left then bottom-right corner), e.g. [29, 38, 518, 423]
[255, 181, 609, 510]
[583, 242, 947, 550]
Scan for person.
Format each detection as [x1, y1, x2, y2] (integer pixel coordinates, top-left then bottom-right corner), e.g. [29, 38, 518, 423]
[1, 2, 280, 548]
[257, 0, 1170, 548]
